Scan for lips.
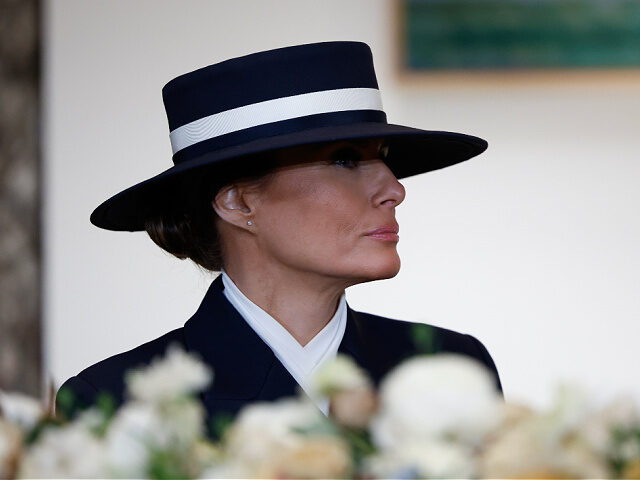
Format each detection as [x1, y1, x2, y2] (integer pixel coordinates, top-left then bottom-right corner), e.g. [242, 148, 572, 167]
[365, 224, 400, 241]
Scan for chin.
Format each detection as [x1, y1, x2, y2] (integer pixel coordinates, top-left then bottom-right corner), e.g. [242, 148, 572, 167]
[374, 261, 401, 280]
[351, 253, 401, 283]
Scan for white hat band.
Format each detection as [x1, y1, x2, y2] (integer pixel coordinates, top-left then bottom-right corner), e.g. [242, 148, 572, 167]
[169, 87, 384, 154]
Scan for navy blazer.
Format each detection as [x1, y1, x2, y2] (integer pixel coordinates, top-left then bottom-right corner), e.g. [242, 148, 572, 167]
[57, 276, 502, 433]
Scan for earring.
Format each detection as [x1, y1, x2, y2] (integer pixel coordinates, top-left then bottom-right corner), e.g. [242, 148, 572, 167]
[247, 220, 253, 226]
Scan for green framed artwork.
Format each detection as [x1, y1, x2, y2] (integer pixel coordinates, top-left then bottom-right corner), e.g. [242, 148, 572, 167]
[404, 0, 640, 70]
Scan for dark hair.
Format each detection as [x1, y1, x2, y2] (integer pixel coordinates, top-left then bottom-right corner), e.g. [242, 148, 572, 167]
[144, 152, 277, 272]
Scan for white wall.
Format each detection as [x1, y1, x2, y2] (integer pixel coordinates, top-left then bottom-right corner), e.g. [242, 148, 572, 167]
[44, 0, 640, 408]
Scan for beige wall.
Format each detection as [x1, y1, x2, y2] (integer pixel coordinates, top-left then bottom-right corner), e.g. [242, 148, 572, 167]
[44, 0, 640, 407]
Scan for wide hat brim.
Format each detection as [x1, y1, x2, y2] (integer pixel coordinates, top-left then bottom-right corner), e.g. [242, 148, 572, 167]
[91, 122, 486, 231]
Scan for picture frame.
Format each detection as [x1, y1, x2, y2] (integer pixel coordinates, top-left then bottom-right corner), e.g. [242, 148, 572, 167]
[396, 0, 640, 85]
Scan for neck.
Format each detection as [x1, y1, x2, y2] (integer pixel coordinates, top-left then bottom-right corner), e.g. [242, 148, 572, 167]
[222, 263, 348, 346]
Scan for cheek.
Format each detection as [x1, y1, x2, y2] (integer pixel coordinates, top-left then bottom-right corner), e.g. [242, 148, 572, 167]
[306, 189, 362, 239]
[260, 182, 364, 255]
[255, 171, 400, 280]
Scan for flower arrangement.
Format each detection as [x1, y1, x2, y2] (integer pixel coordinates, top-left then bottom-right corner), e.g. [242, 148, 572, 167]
[1, 346, 639, 479]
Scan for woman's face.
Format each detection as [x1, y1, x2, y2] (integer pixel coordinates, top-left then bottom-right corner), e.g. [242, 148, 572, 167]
[250, 138, 406, 286]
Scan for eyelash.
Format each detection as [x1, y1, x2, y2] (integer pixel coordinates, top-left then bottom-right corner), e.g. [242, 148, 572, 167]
[334, 157, 359, 169]
[330, 144, 390, 169]
[331, 148, 362, 169]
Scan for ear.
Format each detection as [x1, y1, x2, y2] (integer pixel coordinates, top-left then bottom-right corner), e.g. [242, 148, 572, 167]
[212, 183, 255, 231]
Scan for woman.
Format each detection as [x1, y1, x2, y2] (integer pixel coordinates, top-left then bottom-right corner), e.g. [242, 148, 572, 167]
[57, 41, 501, 430]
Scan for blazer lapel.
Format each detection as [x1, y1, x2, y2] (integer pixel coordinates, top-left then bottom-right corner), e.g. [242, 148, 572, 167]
[182, 276, 298, 416]
[182, 276, 386, 419]
[338, 307, 367, 368]
[339, 307, 389, 386]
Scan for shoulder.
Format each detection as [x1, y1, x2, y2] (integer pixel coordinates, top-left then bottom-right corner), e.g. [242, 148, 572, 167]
[351, 310, 502, 393]
[57, 328, 185, 416]
[78, 328, 185, 391]
[353, 309, 480, 352]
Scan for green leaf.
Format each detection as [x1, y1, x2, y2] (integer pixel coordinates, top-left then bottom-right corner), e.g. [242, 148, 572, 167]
[24, 417, 64, 445]
[54, 386, 76, 421]
[291, 418, 339, 437]
[341, 427, 376, 469]
[209, 412, 234, 441]
[148, 448, 192, 480]
[411, 323, 437, 354]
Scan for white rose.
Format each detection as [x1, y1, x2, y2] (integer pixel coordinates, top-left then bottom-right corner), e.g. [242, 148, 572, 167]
[311, 354, 377, 429]
[0, 391, 43, 431]
[311, 354, 371, 395]
[545, 383, 593, 441]
[329, 387, 377, 429]
[75, 408, 107, 431]
[481, 415, 611, 478]
[106, 402, 170, 477]
[364, 439, 475, 479]
[535, 384, 610, 477]
[199, 460, 252, 479]
[18, 423, 108, 478]
[264, 435, 352, 479]
[159, 398, 206, 446]
[559, 436, 612, 479]
[106, 396, 205, 477]
[480, 388, 612, 479]
[481, 411, 558, 478]
[224, 398, 326, 472]
[126, 345, 212, 403]
[581, 394, 639, 454]
[371, 354, 503, 449]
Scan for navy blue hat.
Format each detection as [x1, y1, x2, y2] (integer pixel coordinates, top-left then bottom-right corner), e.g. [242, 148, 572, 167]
[91, 41, 487, 231]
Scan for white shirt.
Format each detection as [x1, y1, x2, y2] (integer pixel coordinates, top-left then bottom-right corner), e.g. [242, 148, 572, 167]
[220, 271, 347, 414]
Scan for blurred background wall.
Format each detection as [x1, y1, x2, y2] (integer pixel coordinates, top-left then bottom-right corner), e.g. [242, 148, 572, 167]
[0, 0, 40, 396]
[43, 0, 640, 408]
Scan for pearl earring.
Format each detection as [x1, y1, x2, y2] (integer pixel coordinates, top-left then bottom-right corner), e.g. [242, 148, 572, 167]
[247, 220, 253, 226]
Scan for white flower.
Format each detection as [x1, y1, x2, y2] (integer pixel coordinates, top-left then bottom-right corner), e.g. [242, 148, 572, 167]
[480, 387, 613, 479]
[330, 387, 378, 429]
[371, 354, 503, 450]
[126, 345, 212, 403]
[105, 402, 170, 477]
[191, 440, 226, 477]
[18, 423, 108, 478]
[481, 411, 611, 478]
[545, 383, 593, 441]
[364, 438, 476, 479]
[75, 408, 106, 431]
[311, 354, 377, 428]
[224, 398, 329, 474]
[0, 391, 43, 431]
[263, 435, 352, 479]
[199, 460, 252, 479]
[159, 398, 206, 446]
[582, 394, 639, 454]
[311, 354, 371, 395]
[106, 398, 206, 477]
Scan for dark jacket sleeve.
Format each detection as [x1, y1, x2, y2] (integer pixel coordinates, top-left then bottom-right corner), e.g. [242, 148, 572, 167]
[465, 333, 503, 395]
[55, 328, 185, 420]
[56, 374, 100, 420]
[352, 311, 503, 396]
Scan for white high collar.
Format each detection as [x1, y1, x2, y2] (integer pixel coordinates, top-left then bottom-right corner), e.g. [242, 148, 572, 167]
[220, 271, 347, 414]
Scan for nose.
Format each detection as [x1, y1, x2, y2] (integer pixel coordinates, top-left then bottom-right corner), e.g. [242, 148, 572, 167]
[371, 160, 406, 208]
